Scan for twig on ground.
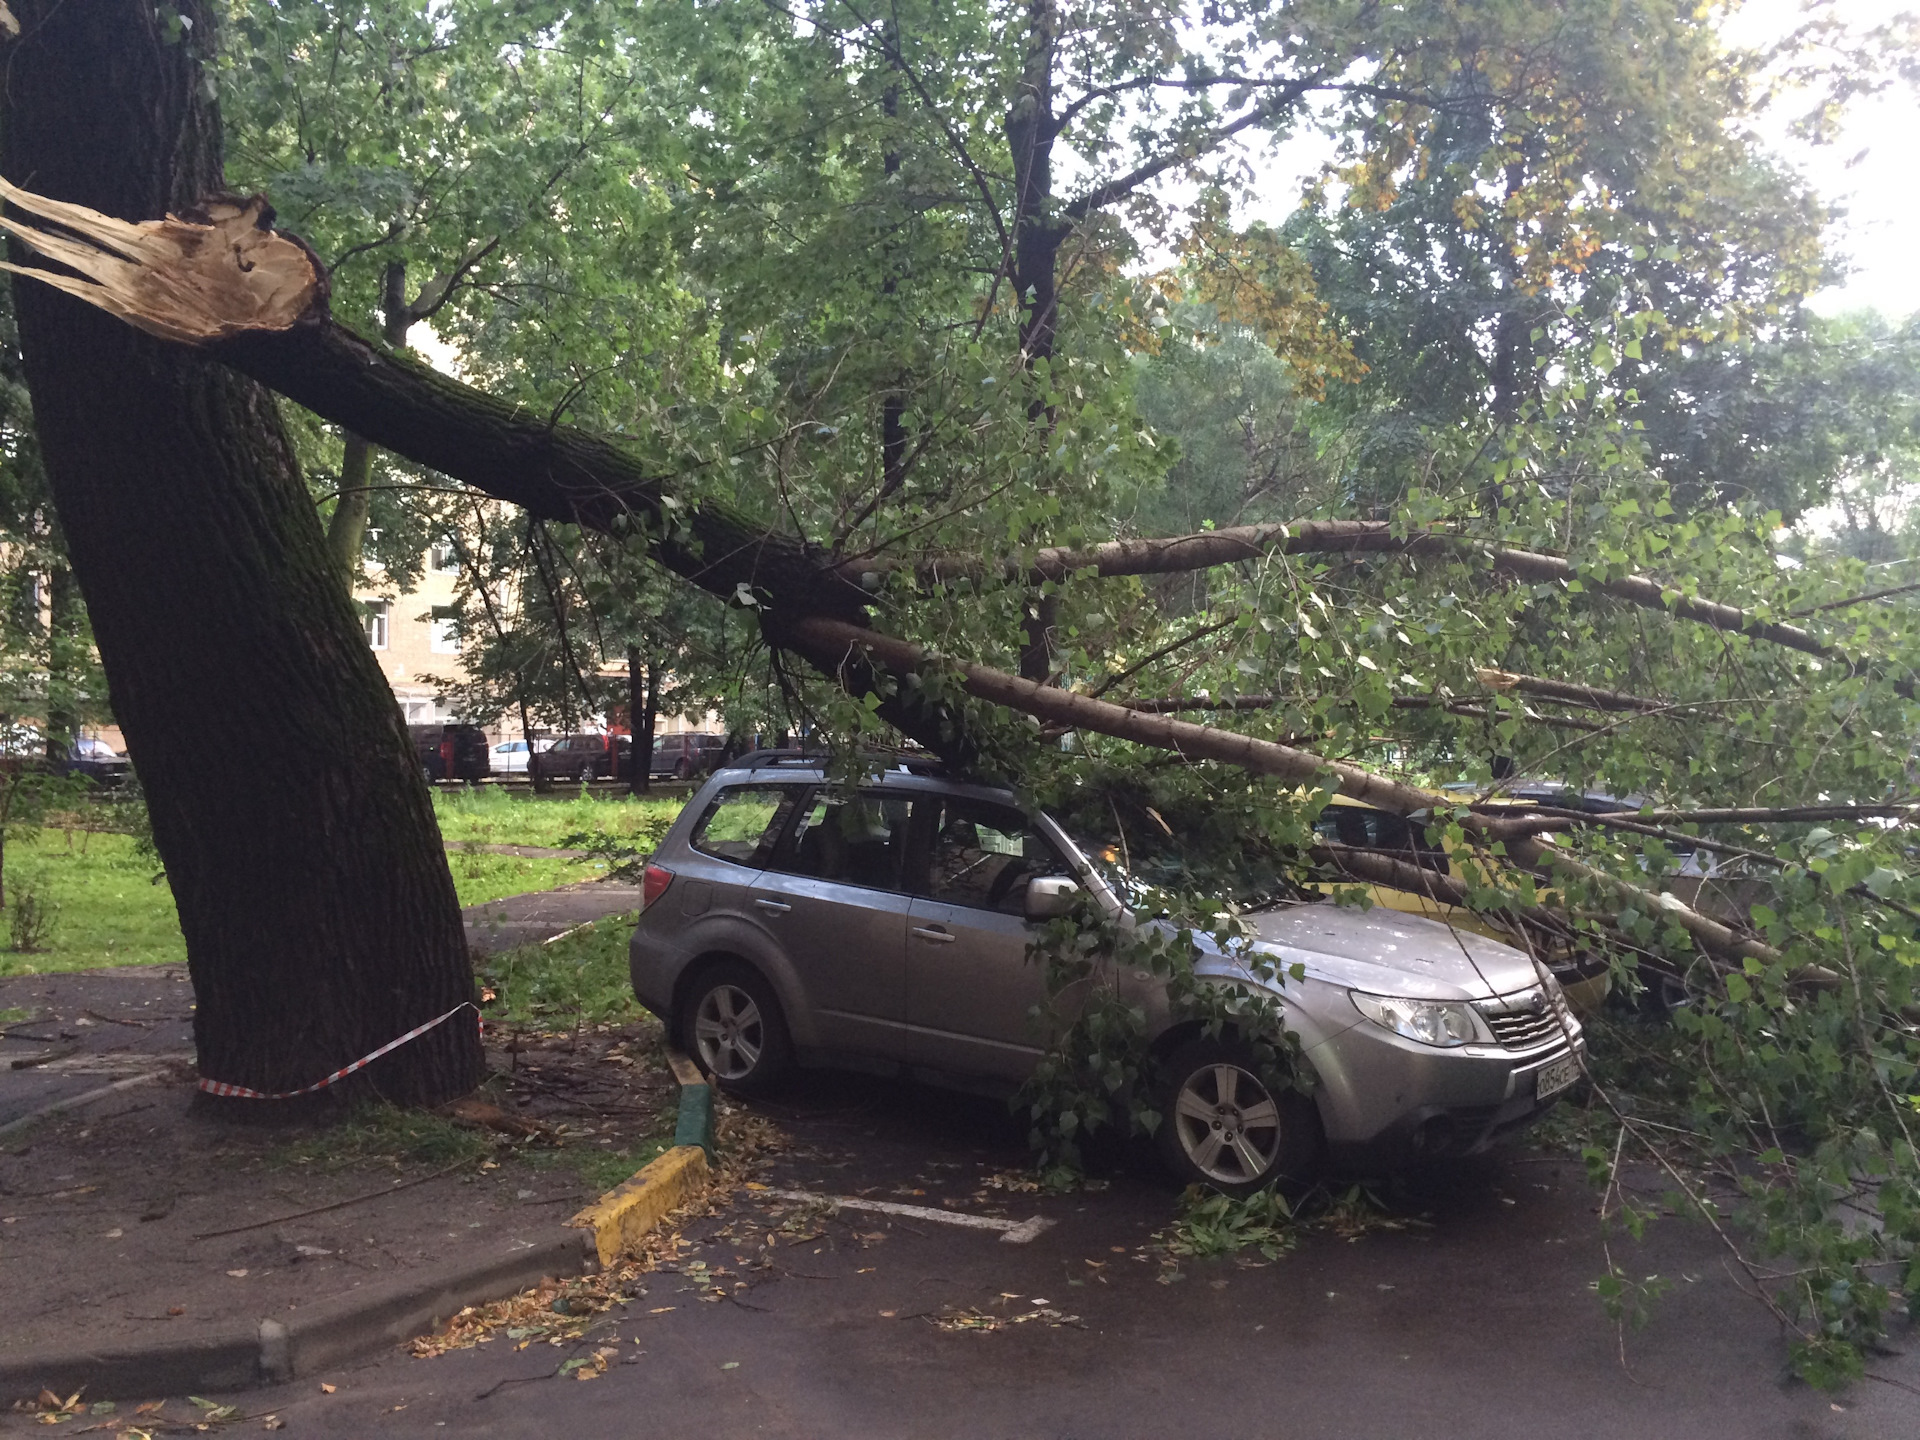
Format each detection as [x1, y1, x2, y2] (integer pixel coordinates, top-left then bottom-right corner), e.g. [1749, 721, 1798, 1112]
[191, 1155, 480, 1239]
[82, 1008, 151, 1028]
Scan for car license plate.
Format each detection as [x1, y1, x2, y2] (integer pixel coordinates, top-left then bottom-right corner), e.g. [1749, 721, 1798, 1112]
[1535, 1053, 1580, 1099]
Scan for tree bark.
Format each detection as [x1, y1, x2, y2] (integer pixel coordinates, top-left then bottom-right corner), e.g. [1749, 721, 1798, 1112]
[1, 0, 481, 1106]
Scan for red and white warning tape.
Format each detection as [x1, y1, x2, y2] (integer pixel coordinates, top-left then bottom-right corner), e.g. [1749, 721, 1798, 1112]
[197, 1001, 480, 1099]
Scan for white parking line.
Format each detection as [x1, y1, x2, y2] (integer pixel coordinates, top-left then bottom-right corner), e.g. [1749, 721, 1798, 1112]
[753, 1187, 1056, 1244]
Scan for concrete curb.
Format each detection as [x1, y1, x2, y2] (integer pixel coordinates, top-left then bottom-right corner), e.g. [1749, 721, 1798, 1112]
[568, 1144, 710, 1267]
[3, 1051, 718, 1404]
[0, 1230, 596, 1405]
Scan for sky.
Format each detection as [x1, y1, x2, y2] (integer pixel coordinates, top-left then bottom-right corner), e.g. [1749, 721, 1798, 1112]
[1228, 0, 1920, 321]
[1724, 0, 1920, 319]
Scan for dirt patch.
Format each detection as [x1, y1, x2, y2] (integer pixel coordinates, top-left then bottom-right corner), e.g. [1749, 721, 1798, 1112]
[0, 1022, 675, 1357]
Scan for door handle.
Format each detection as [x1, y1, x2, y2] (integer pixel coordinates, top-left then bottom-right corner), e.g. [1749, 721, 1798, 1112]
[754, 898, 792, 914]
[911, 925, 955, 944]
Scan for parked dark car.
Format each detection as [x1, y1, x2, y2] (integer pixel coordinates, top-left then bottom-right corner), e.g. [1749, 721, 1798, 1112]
[61, 735, 131, 787]
[531, 732, 615, 782]
[646, 732, 727, 780]
[409, 723, 491, 782]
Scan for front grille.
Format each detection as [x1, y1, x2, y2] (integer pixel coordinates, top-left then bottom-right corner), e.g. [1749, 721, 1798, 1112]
[1482, 1006, 1563, 1051]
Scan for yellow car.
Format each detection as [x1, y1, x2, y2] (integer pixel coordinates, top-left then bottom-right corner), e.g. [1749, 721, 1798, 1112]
[1310, 795, 1612, 1013]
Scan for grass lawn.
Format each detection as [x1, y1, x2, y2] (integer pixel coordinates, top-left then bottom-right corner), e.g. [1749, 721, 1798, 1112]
[0, 830, 184, 976]
[0, 785, 688, 979]
[431, 785, 685, 851]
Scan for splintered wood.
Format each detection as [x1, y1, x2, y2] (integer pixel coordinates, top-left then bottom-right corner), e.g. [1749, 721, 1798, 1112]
[0, 178, 320, 345]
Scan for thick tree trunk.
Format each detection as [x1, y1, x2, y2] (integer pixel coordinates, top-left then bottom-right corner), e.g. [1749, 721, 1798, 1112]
[2, 0, 481, 1106]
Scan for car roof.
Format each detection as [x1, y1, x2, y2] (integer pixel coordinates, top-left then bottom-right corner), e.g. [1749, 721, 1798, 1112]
[705, 761, 1018, 807]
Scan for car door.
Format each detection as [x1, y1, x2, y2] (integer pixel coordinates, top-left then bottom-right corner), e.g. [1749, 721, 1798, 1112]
[746, 787, 915, 1062]
[903, 795, 1075, 1083]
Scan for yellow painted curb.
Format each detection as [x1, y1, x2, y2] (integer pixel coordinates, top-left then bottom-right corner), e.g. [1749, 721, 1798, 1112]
[568, 1144, 710, 1267]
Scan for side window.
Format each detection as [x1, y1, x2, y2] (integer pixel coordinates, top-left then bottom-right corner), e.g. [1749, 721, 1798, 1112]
[921, 798, 1067, 915]
[1314, 805, 1449, 874]
[774, 790, 912, 892]
[689, 785, 800, 868]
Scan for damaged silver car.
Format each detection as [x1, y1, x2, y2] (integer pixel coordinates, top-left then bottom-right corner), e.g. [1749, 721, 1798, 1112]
[628, 756, 1584, 1193]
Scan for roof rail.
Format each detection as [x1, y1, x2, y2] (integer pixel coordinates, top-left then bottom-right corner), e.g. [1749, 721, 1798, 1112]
[726, 747, 945, 774]
[730, 748, 829, 770]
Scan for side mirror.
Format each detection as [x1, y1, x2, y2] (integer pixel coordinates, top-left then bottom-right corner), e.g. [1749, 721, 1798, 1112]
[1025, 874, 1080, 921]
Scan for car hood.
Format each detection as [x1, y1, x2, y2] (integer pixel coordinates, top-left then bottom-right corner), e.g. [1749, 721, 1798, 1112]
[1241, 903, 1542, 1002]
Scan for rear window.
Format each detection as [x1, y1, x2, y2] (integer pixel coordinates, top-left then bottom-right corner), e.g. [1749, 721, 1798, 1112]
[689, 784, 801, 867]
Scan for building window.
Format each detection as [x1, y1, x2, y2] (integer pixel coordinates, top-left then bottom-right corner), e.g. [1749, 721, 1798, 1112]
[429, 543, 461, 574]
[430, 606, 462, 654]
[362, 600, 390, 650]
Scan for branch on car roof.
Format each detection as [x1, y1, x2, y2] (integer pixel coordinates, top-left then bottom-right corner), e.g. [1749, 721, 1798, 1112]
[1309, 842, 1572, 936]
[788, 615, 1780, 965]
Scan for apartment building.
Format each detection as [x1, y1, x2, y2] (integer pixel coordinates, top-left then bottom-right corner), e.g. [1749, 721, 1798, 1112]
[354, 543, 721, 743]
[355, 542, 471, 728]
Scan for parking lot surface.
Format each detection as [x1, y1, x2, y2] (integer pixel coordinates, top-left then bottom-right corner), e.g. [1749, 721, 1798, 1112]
[119, 1071, 1920, 1440]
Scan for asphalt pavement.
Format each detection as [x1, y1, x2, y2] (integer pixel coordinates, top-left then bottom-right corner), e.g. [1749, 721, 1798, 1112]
[142, 1071, 1920, 1440]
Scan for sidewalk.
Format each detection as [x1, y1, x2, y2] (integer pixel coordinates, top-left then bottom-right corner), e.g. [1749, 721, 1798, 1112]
[0, 879, 666, 1382]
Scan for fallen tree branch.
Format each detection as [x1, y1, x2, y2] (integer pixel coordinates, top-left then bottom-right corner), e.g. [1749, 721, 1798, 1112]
[871, 520, 1918, 699]
[1475, 802, 1920, 826]
[1474, 668, 1666, 713]
[0, 179, 872, 627]
[790, 614, 1779, 964]
[1122, 691, 1608, 733]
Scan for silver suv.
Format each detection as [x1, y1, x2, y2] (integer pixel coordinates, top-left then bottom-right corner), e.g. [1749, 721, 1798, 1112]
[629, 756, 1585, 1193]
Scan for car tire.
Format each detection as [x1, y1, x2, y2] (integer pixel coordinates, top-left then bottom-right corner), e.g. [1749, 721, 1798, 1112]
[1155, 1035, 1319, 1197]
[678, 960, 793, 1097]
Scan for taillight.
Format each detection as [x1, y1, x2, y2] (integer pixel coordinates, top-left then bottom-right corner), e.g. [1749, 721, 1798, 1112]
[440, 737, 455, 768]
[641, 863, 674, 911]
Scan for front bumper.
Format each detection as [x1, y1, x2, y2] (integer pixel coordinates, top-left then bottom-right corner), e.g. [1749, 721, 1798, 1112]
[1308, 1009, 1584, 1170]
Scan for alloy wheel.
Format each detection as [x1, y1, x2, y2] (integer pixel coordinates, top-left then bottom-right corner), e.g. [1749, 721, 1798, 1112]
[1172, 1062, 1284, 1185]
[694, 983, 764, 1081]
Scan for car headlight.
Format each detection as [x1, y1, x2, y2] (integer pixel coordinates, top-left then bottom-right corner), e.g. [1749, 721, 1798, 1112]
[1349, 990, 1491, 1048]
